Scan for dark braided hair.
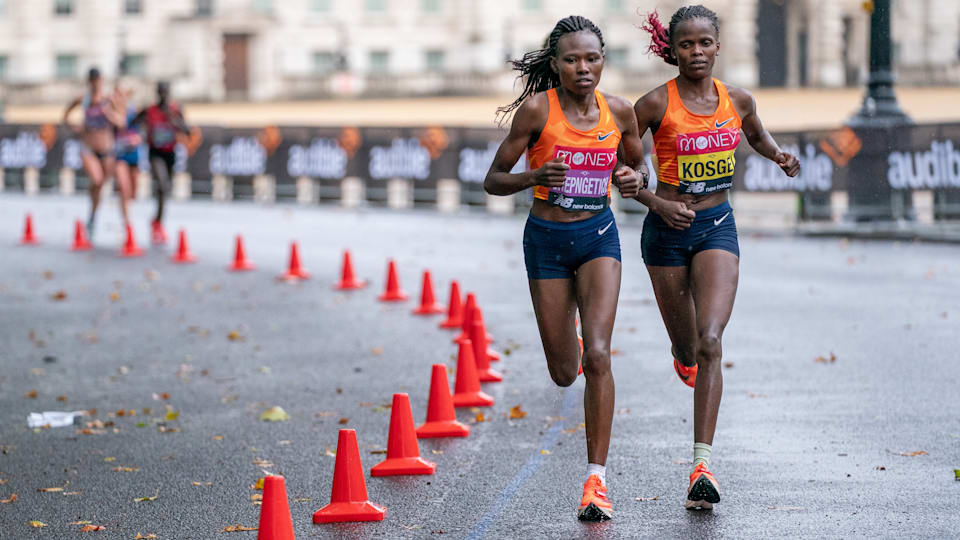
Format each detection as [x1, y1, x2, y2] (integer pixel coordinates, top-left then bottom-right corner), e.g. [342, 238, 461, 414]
[497, 15, 605, 123]
[641, 5, 720, 66]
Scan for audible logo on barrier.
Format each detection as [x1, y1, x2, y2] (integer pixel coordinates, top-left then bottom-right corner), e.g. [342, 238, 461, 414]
[887, 140, 960, 189]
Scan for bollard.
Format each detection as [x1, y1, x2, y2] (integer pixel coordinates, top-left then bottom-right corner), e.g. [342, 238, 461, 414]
[341, 176, 363, 208]
[24, 167, 40, 195]
[253, 174, 276, 204]
[212, 174, 233, 202]
[437, 178, 460, 213]
[296, 176, 316, 205]
[172, 172, 191, 201]
[58, 168, 75, 195]
[387, 178, 412, 209]
[486, 192, 515, 215]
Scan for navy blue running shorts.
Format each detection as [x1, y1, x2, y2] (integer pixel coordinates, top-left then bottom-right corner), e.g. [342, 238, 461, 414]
[523, 207, 621, 280]
[641, 200, 739, 267]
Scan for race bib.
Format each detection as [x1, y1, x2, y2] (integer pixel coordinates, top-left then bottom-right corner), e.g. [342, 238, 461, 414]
[152, 125, 176, 148]
[549, 145, 616, 212]
[675, 128, 739, 194]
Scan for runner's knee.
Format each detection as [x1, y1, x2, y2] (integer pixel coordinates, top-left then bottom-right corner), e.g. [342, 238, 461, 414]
[547, 361, 578, 387]
[581, 346, 611, 379]
[696, 332, 722, 365]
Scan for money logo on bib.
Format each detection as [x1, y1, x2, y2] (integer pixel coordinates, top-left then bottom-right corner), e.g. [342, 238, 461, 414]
[550, 145, 616, 212]
[675, 128, 739, 195]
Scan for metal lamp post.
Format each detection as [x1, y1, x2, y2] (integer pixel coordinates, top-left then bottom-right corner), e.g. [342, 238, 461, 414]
[849, 0, 911, 127]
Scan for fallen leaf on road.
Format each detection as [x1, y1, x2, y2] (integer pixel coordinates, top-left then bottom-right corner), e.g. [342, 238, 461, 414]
[164, 409, 179, 421]
[134, 488, 160, 502]
[192, 481, 212, 486]
[634, 496, 659, 502]
[508, 405, 527, 419]
[112, 466, 139, 472]
[875, 466, 886, 470]
[254, 477, 265, 490]
[223, 525, 257, 532]
[610, 349, 622, 356]
[954, 469, 959, 480]
[370, 449, 387, 455]
[227, 330, 245, 342]
[212, 435, 224, 441]
[109, 292, 119, 302]
[474, 413, 485, 423]
[337, 417, 349, 425]
[135, 534, 158, 539]
[25, 389, 38, 399]
[769, 506, 806, 511]
[103, 457, 116, 462]
[68, 520, 92, 525]
[0, 494, 16, 503]
[431, 449, 443, 455]
[250, 493, 263, 504]
[252, 459, 273, 468]
[723, 362, 734, 368]
[815, 352, 837, 364]
[29, 520, 47, 528]
[324, 447, 336, 457]
[260, 407, 290, 422]
[897, 451, 928, 457]
[51, 290, 67, 301]
[371, 347, 383, 355]
[43, 270, 54, 280]
[0, 480, 6, 485]
[56, 395, 68, 402]
[38, 485, 65, 492]
[80, 524, 106, 531]
[294, 497, 312, 503]
[539, 449, 551, 455]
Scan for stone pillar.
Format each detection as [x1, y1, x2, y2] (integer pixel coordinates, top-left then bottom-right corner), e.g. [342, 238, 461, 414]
[341, 176, 364, 208]
[386, 178, 413, 209]
[212, 175, 232, 202]
[296, 176, 316, 205]
[59, 168, 76, 195]
[24, 168, 40, 195]
[486, 193, 515, 214]
[172, 172, 191, 201]
[722, 0, 759, 88]
[253, 174, 275, 204]
[436, 179, 460, 213]
[811, 0, 845, 87]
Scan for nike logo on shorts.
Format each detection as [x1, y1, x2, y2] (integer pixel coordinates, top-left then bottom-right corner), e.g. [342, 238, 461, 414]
[714, 212, 731, 226]
[598, 131, 615, 142]
[598, 221, 614, 235]
[715, 118, 733, 129]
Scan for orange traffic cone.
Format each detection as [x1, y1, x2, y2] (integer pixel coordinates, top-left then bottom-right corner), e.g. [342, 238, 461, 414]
[453, 293, 477, 344]
[438, 280, 463, 329]
[378, 260, 408, 302]
[412, 270, 445, 315]
[228, 235, 256, 271]
[278, 242, 310, 281]
[71, 219, 92, 251]
[473, 308, 500, 362]
[171, 229, 196, 263]
[20, 214, 39, 245]
[120, 223, 144, 257]
[313, 429, 386, 524]
[257, 475, 295, 540]
[452, 339, 494, 408]
[334, 250, 366, 290]
[370, 393, 436, 476]
[416, 364, 470, 438]
[471, 318, 503, 383]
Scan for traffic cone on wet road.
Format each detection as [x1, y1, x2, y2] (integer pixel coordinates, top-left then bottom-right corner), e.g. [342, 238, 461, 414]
[378, 259, 408, 302]
[453, 293, 477, 344]
[473, 308, 500, 362]
[334, 250, 366, 290]
[20, 214, 39, 245]
[452, 339, 494, 408]
[71, 219, 92, 251]
[256, 475, 294, 540]
[313, 429, 386, 524]
[471, 318, 503, 383]
[228, 235, 255, 271]
[416, 364, 470, 438]
[438, 280, 463, 329]
[412, 270, 445, 315]
[278, 242, 309, 281]
[119, 223, 144, 257]
[171, 229, 196, 263]
[370, 393, 436, 476]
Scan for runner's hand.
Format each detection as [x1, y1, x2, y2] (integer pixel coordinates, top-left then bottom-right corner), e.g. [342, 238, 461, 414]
[654, 200, 696, 230]
[613, 166, 641, 199]
[776, 151, 801, 177]
[532, 157, 568, 189]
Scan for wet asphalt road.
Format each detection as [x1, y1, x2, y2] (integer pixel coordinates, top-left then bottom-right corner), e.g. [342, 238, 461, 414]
[0, 193, 958, 539]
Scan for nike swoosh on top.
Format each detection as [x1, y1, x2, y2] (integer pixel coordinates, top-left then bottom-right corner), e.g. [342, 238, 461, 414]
[715, 118, 733, 129]
[598, 221, 613, 235]
[597, 131, 615, 141]
[714, 212, 731, 226]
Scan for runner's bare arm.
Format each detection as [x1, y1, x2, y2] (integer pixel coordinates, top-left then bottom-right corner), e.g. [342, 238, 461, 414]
[484, 95, 566, 196]
[62, 97, 81, 127]
[729, 86, 800, 177]
[104, 95, 127, 130]
[605, 94, 646, 198]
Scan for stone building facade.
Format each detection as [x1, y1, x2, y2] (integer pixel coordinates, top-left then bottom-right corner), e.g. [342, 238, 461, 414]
[0, 0, 956, 103]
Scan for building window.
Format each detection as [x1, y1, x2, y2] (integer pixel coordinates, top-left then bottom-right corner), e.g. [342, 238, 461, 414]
[312, 52, 337, 75]
[195, 0, 214, 16]
[124, 0, 142, 15]
[310, 0, 331, 11]
[425, 50, 444, 72]
[0, 56, 7, 81]
[55, 54, 77, 80]
[369, 51, 389, 73]
[365, 0, 386, 12]
[251, 0, 271, 13]
[422, 0, 440, 13]
[522, 0, 540, 12]
[606, 47, 628, 68]
[121, 54, 146, 76]
[605, 0, 622, 11]
[54, 0, 73, 16]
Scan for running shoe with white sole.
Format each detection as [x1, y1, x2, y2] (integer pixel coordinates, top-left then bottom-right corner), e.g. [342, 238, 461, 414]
[685, 462, 720, 510]
[577, 474, 612, 521]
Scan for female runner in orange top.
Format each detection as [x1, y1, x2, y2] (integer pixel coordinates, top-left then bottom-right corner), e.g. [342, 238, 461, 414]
[484, 15, 648, 521]
[628, 5, 800, 510]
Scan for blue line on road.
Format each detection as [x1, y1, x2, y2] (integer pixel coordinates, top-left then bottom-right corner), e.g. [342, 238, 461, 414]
[465, 386, 578, 540]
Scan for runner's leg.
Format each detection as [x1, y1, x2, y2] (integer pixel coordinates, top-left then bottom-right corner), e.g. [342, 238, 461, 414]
[646, 265, 698, 367]
[528, 277, 580, 388]
[115, 161, 133, 226]
[81, 152, 105, 229]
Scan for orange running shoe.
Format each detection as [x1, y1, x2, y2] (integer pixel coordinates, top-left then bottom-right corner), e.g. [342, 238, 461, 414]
[151, 220, 168, 245]
[673, 357, 697, 388]
[577, 474, 612, 521]
[685, 462, 720, 510]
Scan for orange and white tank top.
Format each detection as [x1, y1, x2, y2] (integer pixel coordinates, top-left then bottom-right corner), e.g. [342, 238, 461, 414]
[528, 88, 621, 213]
[653, 78, 741, 195]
